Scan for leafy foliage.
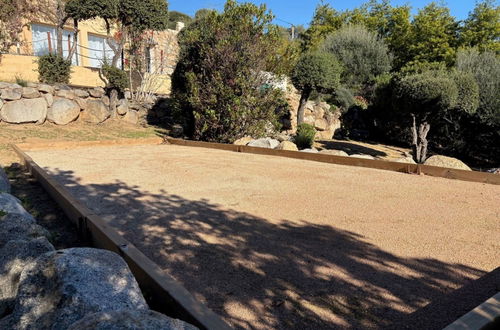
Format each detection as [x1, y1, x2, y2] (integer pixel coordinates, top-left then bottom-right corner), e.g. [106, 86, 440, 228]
[37, 54, 72, 84]
[294, 123, 317, 149]
[291, 52, 342, 94]
[460, 0, 500, 53]
[407, 3, 459, 66]
[321, 25, 392, 90]
[172, 0, 288, 143]
[102, 64, 129, 92]
[168, 11, 192, 30]
[456, 48, 500, 126]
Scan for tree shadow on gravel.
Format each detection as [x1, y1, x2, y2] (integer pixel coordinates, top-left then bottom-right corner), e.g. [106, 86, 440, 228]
[42, 168, 495, 330]
[316, 140, 388, 158]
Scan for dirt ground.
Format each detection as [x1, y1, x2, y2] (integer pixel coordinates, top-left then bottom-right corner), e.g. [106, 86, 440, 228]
[25, 143, 500, 330]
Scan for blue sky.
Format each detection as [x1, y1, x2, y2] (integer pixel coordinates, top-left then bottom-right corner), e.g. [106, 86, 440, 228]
[169, 0, 488, 26]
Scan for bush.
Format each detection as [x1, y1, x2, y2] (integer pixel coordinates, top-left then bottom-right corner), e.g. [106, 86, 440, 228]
[37, 54, 72, 84]
[294, 123, 316, 149]
[321, 25, 392, 90]
[102, 64, 129, 92]
[171, 0, 288, 142]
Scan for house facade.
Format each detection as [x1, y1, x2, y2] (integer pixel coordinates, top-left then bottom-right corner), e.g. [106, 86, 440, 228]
[0, 10, 181, 94]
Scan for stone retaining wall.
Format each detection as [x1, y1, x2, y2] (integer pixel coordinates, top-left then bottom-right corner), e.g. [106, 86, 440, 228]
[0, 81, 154, 126]
[0, 167, 196, 329]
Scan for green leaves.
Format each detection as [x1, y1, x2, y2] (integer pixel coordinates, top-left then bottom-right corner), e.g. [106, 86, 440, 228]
[37, 54, 72, 84]
[460, 0, 500, 53]
[291, 52, 342, 93]
[172, 0, 287, 143]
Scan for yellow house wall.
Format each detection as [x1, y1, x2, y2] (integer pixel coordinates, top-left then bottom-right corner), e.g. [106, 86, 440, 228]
[1, 15, 177, 93]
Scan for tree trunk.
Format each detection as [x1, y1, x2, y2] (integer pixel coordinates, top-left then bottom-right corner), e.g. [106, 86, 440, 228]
[410, 114, 431, 163]
[297, 87, 311, 125]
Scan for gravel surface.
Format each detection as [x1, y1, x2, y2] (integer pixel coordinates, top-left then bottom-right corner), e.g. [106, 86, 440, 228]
[27, 144, 500, 330]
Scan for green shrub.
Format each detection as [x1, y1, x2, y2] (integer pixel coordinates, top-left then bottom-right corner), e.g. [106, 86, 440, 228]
[171, 0, 288, 142]
[330, 87, 355, 111]
[37, 54, 72, 84]
[321, 25, 392, 89]
[102, 64, 129, 92]
[15, 75, 28, 87]
[295, 123, 316, 149]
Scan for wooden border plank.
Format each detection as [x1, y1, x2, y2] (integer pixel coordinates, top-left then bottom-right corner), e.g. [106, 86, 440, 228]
[12, 144, 232, 330]
[165, 138, 500, 185]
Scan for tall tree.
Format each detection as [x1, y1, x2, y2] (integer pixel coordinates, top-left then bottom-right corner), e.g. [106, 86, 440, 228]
[301, 3, 346, 51]
[460, 0, 500, 53]
[408, 2, 459, 66]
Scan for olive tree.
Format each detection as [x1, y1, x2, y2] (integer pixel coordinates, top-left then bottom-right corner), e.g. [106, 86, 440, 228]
[393, 71, 479, 163]
[291, 52, 342, 124]
[321, 25, 392, 91]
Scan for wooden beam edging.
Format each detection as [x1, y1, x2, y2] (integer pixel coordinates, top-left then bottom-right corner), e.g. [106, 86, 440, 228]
[165, 138, 500, 185]
[12, 144, 232, 330]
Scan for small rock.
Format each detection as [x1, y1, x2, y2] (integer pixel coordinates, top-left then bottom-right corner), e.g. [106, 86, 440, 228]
[0, 238, 55, 318]
[124, 91, 131, 99]
[424, 155, 471, 171]
[0, 193, 34, 218]
[21, 87, 40, 99]
[0, 98, 47, 124]
[89, 87, 105, 98]
[314, 118, 328, 131]
[122, 110, 138, 124]
[0, 99, 3, 110]
[73, 89, 89, 98]
[394, 156, 416, 164]
[276, 141, 298, 151]
[42, 93, 53, 107]
[0, 213, 48, 248]
[1, 88, 22, 101]
[247, 138, 280, 149]
[56, 89, 75, 100]
[0, 167, 10, 193]
[233, 136, 253, 146]
[75, 97, 87, 109]
[26, 82, 38, 88]
[81, 100, 110, 124]
[37, 84, 54, 94]
[101, 95, 110, 106]
[0, 248, 148, 330]
[300, 148, 319, 153]
[170, 124, 184, 138]
[116, 99, 129, 115]
[47, 99, 80, 125]
[0, 82, 13, 89]
[350, 154, 375, 160]
[319, 149, 349, 157]
[68, 310, 198, 330]
[274, 133, 291, 142]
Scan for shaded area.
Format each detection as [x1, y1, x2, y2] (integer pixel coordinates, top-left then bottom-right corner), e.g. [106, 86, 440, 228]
[316, 140, 388, 158]
[40, 168, 493, 330]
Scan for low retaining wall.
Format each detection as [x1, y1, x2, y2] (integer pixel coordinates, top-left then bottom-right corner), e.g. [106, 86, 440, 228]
[0, 81, 155, 126]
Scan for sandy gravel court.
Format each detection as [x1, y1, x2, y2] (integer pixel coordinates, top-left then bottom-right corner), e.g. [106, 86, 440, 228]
[26, 143, 500, 329]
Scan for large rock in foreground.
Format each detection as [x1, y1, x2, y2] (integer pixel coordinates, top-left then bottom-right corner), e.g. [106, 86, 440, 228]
[0, 213, 48, 248]
[424, 155, 472, 171]
[81, 100, 110, 123]
[68, 310, 198, 330]
[0, 248, 148, 330]
[0, 98, 47, 124]
[0, 193, 34, 219]
[47, 99, 80, 125]
[0, 238, 55, 317]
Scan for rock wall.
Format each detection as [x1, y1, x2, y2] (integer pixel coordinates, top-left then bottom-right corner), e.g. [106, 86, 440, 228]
[0, 168, 197, 329]
[0, 81, 147, 126]
[284, 85, 341, 140]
